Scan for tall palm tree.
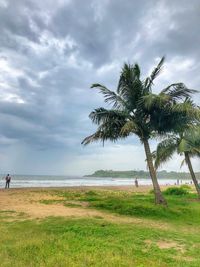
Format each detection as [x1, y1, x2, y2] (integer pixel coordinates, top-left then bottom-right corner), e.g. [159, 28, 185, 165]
[155, 127, 200, 198]
[82, 57, 197, 205]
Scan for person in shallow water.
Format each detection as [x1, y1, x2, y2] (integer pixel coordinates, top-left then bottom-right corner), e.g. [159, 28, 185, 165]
[5, 174, 11, 189]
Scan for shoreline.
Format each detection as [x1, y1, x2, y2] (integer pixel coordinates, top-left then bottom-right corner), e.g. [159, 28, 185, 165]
[0, 177, 191, 190]
[0, 184, 178, 193]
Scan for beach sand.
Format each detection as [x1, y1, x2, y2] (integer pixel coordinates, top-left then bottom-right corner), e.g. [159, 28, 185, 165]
[0, 185, 170, 220]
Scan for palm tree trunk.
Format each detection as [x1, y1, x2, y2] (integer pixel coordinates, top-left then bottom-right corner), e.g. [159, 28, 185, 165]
[184, 152, 200, 199]
[143, 139, 167, 205]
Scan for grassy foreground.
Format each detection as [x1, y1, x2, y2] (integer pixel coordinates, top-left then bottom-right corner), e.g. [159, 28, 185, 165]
[1, 187, 200, 266]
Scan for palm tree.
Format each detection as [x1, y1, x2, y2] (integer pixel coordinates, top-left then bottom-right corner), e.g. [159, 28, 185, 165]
[82, 57, 197, 205]
[155, 126, 200, 198]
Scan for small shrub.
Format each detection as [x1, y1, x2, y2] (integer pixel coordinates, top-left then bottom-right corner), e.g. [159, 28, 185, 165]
[149, 189, 154, 194]
[180, 184, 191, 190]
[85, 190, 97, 196]
[164, 186, 189, 196]
[81, 190, 99, 202]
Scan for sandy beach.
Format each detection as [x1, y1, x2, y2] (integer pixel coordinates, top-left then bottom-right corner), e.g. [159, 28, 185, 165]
[1, 185, 200, 266]
[0, 185, 171, 220]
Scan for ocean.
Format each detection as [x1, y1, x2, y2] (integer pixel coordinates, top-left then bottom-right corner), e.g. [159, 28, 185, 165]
[0, 175, 192, 188]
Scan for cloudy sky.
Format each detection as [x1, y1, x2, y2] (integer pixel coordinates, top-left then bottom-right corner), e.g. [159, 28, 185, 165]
[0, 0, 200, 175]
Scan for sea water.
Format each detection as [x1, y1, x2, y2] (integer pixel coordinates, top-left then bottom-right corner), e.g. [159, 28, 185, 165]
[0, 175, 192, 188]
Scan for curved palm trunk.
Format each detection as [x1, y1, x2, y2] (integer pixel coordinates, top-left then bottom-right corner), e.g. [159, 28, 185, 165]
[184, 152, 200, 199]
[143, 139, 167, 205]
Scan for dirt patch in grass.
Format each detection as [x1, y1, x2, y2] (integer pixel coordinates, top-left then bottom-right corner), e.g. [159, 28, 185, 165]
[64, 201, 90, 208]
[0, 210, 28, 222]
[157, 240, 185, 252]
[187, 198, 200, 202]
[145, 239, 186, 253]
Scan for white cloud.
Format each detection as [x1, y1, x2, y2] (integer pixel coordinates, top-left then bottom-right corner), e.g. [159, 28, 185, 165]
[0, 57, 24, 77]
[0, 92, 25, 104]
[140, 1, 177, 42]
[0, 0, 8, 8]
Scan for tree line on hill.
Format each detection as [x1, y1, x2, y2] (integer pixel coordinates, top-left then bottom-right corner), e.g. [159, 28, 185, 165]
[85, 170, 200, 179]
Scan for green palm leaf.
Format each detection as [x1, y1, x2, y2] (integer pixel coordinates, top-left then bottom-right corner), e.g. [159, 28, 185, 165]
[91, 84, 126, 109]
[155, 137, 178, 169]
[161, 83, 198, 100]
[89, 108, 127, 125]
[120, 120, 139, 136]
[144, 56, 165, 91]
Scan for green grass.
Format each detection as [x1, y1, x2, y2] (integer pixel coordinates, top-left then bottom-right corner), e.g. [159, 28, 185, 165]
[1, 217, 200, 267]
[46, 189, 200, 226]
[1, 189, 200, 266]
[0, 210, 27, 221]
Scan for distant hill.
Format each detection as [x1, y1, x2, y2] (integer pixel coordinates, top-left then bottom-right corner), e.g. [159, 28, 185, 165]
[84, 170, 200, 179]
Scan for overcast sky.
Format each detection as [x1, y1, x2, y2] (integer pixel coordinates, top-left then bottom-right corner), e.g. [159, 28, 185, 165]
[0, 0, 200, 175]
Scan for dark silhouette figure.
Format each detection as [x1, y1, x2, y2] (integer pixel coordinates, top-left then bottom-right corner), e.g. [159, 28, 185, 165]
[135, 178, 139, 187]
[5, 174, 11, 189]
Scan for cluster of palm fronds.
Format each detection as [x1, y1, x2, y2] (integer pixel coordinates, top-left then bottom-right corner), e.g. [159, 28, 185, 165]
[82, 57, 200, 205]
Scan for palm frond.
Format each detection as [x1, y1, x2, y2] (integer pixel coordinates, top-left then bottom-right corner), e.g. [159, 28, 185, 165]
[117, 63, 141, 93]
[183, 126, 200, 155]
[120, 120, 139, 136]
[144, 56, 165, 91]
[178, 139, 189, 153]
[140, 93, 169, 111]
[161, 83, 198, 100]
[82, 108, 129, 145]
[171, 100, 200, 121]
[89, 108, 127, 125]
[133, 63, 141, 78]
[180, 158, 186, 168]
[81, 131, 102, 145]
[81, 119, 128, 146]
[91, 83, 126, 109]
[155, 137, 178, 169]
[116, 63, 144, 110]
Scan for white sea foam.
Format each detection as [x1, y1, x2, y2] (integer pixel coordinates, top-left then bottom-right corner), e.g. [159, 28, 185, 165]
[0, 175, 193, 188]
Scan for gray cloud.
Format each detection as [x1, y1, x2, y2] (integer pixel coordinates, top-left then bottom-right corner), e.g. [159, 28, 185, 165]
[0, 0, 199, 174]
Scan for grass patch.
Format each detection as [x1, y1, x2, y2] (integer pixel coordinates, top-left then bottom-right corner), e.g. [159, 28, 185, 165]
[0, 210, 27, 221]
[44, 189, 200, 226]
[0, 217, 200, 267]
[180, 185, 192, 191]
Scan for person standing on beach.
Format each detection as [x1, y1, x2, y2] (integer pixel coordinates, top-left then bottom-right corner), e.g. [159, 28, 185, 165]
[135, 178, 139, 187]
[5, 174, 11, 189]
